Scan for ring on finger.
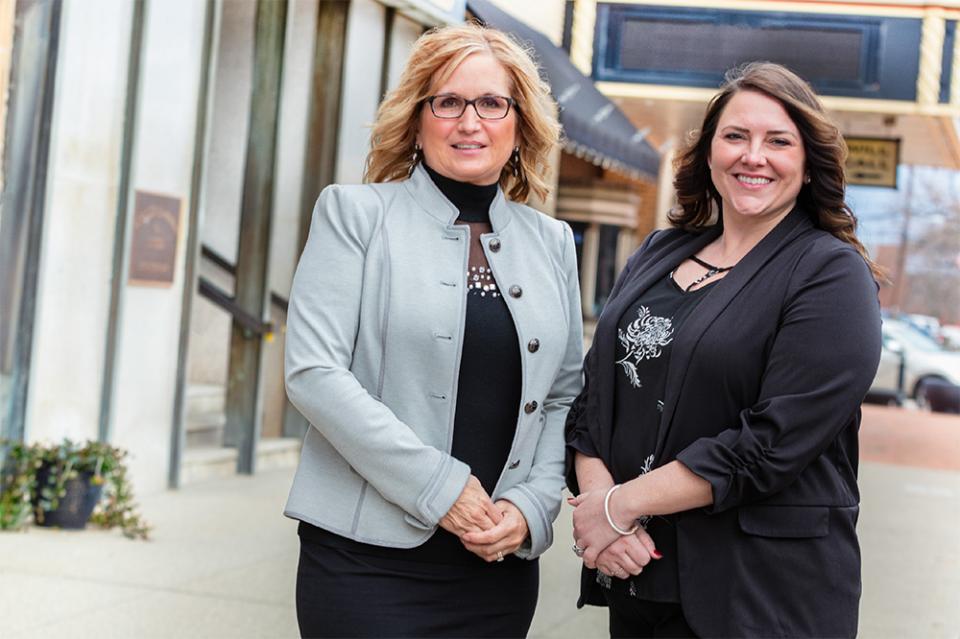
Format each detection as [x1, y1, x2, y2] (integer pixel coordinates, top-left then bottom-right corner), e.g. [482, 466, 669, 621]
[496, 551, 504, 562]
[572, 543, 585, 557]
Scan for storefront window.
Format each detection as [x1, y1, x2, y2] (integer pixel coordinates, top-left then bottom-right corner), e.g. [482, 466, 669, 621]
[594, 224, 620, 315]
[567, 221, 587, 279]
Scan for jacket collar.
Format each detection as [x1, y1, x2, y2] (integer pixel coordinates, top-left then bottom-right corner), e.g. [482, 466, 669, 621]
[403, 163, 513, 232]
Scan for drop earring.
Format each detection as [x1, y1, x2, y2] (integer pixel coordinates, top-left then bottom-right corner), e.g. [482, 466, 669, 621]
[409, 144, 422, 176]
[511, 146, 520, 177]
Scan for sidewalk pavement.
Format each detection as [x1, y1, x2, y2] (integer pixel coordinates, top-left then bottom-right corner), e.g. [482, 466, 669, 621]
[1, 460, 957, 638]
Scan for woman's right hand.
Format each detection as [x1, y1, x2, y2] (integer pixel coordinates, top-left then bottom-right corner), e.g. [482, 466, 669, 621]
[570, 452, 616, 562]
[595, 527, 662, 579]
[439, 475, 502, 537]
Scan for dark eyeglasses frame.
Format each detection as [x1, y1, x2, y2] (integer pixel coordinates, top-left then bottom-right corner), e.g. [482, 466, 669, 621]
[424, 94, 517, 120]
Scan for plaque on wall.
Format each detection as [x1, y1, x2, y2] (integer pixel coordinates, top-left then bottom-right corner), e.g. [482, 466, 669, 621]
[128, 190, 181, 287]
[845, 137, 899, 188]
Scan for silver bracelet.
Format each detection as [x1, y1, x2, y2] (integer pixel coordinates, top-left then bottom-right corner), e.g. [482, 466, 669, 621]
[604, 484, 639, 535]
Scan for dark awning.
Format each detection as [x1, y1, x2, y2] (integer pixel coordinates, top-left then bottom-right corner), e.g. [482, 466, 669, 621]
[468, 0, 660, 180]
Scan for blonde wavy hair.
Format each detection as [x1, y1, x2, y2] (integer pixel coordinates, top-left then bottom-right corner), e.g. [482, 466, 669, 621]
[364, 23, 561, 203]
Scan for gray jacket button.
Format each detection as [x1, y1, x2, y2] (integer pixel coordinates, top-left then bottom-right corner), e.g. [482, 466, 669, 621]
[509, 285, 522, 298]
[524, 400, 538, 414]
[489, 238, 501, 252]
[527, 338, 540, 353]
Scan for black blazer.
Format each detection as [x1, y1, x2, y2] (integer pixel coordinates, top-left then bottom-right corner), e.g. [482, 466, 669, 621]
[566, 207, 882, 638]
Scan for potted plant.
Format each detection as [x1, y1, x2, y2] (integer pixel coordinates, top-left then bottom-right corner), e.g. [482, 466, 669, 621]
[0, 439, 150, 539]
[0, 440, 35, 531]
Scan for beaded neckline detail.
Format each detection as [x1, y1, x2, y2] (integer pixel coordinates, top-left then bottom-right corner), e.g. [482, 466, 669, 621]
[467, 265, 500, 297]
[672, 255, 735, 292]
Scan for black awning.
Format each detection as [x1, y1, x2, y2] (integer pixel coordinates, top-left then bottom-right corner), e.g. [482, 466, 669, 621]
[468, 0, 660, 179]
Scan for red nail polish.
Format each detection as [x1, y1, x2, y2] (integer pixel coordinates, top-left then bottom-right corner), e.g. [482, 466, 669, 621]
[651, 550, 663, 559]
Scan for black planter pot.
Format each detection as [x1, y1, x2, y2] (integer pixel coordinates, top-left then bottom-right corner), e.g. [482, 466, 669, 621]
[32, 464, 103, 529]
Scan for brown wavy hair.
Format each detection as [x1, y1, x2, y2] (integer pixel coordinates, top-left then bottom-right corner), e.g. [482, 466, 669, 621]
[671, 61, 883, 280]
[364, 23, 561, 203]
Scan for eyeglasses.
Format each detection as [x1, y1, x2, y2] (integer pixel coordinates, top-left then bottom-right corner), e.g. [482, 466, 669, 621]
[424, 94, 516, 120]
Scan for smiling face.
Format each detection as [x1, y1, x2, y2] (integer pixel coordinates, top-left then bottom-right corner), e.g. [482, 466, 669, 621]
[709, 89, 806, 224]
[416, 52, 518, 185]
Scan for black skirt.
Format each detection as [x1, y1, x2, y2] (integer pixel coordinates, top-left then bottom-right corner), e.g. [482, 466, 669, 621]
[296, 522, 539, 638]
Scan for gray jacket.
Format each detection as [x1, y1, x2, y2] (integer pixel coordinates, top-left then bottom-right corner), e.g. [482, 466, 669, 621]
[283, 165, 583, 559]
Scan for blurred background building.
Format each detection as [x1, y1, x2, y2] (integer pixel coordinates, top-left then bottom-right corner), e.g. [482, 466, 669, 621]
[2, 0, 959, 495]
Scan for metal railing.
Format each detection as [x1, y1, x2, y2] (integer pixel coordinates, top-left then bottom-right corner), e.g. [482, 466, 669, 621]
[197, 243, 289, 336]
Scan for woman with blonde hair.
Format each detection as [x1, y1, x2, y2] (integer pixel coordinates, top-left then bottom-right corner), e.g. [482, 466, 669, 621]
[566, 62, 882, 637]
[284, 22, 583, 638]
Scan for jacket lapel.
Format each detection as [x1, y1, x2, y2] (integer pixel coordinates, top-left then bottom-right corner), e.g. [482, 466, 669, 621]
[590, 226, 721, 463]
[654, 207, 814, 458]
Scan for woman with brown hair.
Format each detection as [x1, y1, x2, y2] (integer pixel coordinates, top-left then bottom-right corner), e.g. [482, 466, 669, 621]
[284, 23, 582, 638]
[566, 62, 883, 637]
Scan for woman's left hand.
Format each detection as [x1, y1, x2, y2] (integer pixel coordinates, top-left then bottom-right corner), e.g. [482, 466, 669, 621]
[568, 489, 627, 569]
[460, 500, 529, 562]
[595, 528, 659, 578]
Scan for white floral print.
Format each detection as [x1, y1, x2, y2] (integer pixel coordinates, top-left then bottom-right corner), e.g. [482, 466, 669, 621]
[616, 306, 674, 388]
[636, 454, 654, 529]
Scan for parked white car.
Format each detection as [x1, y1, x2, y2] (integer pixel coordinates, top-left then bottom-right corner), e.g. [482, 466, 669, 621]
[870, 319, 960, 413]
[903, 313, 941, 339]
[940, 325, 960, 352]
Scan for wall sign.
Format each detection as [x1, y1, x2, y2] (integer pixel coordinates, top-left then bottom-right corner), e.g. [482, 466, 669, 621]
[845, 137, 899, 188]
[128, 190, 181, 287]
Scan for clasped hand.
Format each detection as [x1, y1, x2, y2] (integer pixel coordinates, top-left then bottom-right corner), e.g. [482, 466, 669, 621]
[439, 475, 528, 562]
[569, 490, 660, 577]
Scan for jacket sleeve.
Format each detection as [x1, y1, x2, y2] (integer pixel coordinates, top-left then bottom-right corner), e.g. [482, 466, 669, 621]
[285, 185, 471, 527]
[675, 244, 882, 512]
[563, 229, 661, 494]
[501, 222, 583, 559]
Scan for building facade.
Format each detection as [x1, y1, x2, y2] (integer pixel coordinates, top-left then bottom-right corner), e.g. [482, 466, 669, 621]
[5, 0, 952, 497]
[1, 0, 654, 495]
[0, 0, 469, 493]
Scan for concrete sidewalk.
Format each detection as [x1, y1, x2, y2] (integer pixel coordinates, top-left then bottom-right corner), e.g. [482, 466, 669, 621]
[1, 461, 957, 638]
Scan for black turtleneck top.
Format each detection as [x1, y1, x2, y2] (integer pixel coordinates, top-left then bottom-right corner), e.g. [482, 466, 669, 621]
[298, 165, 524, 566]
[411, 164, 524, 563]
[424, 163, 498, 222]
[424, 163, 522, 496]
